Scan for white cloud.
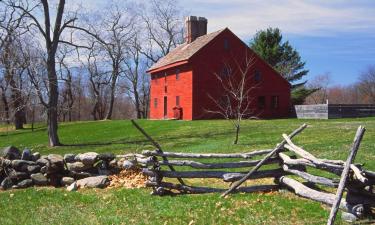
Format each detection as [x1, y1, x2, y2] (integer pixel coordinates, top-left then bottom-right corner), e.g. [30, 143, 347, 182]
[182, 0, 375, 38]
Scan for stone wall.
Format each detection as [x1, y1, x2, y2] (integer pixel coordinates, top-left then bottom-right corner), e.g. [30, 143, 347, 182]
[0, 146, 129, 191]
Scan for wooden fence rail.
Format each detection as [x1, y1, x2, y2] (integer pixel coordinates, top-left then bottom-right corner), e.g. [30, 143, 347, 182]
[128, 121, 374, 224]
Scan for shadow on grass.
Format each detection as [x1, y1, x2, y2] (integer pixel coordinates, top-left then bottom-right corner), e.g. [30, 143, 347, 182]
[0, 126, 47, 137]
[61, 130, 235, 148]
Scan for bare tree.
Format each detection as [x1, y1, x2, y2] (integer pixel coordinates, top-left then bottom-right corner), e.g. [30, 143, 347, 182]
[123, 34, 150, 118]
[305, 73, 331, 104]
[0, 0, 29, 128]
[57, 47, 75, 122]
[83, 46, 110, 120]
[140, 0, 184, 64]
[8, 0, 94, 146]
[358, 65, 375, 104]
[207, 53, 257, 144]
[69, 5, 135, 120]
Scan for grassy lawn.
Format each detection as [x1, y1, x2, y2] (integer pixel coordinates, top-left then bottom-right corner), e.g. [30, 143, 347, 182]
[0, 118, 374, 224]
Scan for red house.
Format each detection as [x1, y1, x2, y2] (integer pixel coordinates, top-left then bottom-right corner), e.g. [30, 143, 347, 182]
[147, 16, 291, 120]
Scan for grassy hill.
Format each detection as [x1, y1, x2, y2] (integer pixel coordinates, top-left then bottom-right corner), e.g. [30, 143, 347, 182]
[0, 118, 374, 224]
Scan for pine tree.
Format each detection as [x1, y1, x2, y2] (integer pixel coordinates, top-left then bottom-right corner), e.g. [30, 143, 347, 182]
[250, 28, 316, 104]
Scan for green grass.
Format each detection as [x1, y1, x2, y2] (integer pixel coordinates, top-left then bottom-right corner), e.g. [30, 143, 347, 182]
[1, 118, 375, 224]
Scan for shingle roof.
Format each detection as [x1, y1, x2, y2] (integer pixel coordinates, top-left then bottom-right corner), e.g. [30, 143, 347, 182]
[148, 29, 225, 72]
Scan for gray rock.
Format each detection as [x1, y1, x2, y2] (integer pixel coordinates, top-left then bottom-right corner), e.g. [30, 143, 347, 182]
[16, 179, 33, 188]
[27, 165, 41, 174]
[66, 162, 91, 172]
[76, 175, 109, 188]
[40, 166, 47, 174]
[46, 154, 64, 173]
[341, 212, 358, 222]
[8, 170, 29, 180]
[0, 177, 13, 190]
[12, 159, 36, 172]
[98, 153, 115, 162]
[2, 146, 21, 160]
[36, 158, 49, 166]
[68, 171, 93, 179]
[61, 177, 75, 186]
[32, 152, 41, 161]
[109, 159, 117, 168]
[30, 173, 48, 185]
[21, 149, 32, 161]
[11, 160, 36, 171]
[64, 154, 76, 163]
[75, 152, 99, 165]
[123, 160, 136, 169]
[67, 182, 77, 191]
[0, 158, 11, 167]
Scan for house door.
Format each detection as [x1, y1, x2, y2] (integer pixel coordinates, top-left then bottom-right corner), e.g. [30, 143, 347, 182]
[164, 96, 168, 118]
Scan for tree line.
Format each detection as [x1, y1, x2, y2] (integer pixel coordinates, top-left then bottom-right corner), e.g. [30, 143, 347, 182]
[0, 0, 184, 146]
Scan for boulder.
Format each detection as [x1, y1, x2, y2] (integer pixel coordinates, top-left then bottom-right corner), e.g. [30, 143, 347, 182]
[30, 173, 48, 185]
[68, 171, 93, 180]
[0, 177, 13, 190]
[36, 158, 49, 167]
[21, 149, 32, 161]
[98, 153, 115, 162]
[67, 182, 77, 191]
[61, 177, 75, 186]
[11, 160, 36, 171]
[32, 152, 41, 161]
[123, 160, 136, 169]
[27, 165, 41, 174]
[16, 179, 33, 188]
[2, 146, 21, 160]
[66, 162, 91, 172]
[46, 154, 64, 173]
[109, 159, 117, 168]
[75, 152, 99, 165]
[64, 154, 76, 163]
[76, 175, 109, 188]
[8, 170, 29, 180]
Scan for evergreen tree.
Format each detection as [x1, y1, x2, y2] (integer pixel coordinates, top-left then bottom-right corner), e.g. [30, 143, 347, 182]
[250, 28, 316, 104]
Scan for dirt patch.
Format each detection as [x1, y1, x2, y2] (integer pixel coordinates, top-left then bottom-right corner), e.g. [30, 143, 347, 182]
[108, 168, 147, 189]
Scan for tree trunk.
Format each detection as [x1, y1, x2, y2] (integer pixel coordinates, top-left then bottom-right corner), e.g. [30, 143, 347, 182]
[105, 72, 118, 120]
[0, 87, 10, 124]
[47, 57, 61, 146]
[134, 86, 141, 119]
[234, 124, 240, 144]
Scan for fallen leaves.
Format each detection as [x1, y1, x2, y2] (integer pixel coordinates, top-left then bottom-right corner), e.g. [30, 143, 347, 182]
[108, 168, 147, 189]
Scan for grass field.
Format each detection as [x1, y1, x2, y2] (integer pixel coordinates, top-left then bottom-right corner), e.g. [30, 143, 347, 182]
[1, 118, 375, 224]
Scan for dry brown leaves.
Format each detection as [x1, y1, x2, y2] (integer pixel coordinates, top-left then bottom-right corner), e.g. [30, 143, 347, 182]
[108, 168, 148, 189]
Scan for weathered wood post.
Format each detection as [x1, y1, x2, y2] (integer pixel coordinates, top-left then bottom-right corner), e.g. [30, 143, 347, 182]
[327, 126, 366, 225]
[131, 119, 186, 186]
[221, 123, 307, 197]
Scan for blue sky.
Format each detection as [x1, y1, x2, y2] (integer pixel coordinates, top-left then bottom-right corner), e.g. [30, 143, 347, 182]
[182, 0, 375, 86]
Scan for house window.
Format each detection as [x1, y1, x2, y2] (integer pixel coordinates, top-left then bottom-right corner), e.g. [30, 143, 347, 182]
[176, 69, 180, 80]
[258, 96, 266, 109]
[164, 86, 167, 93]
[164, 72, 167, 83]
[224, 38, 229, 50]
[221, 66, 232, 78]
[153, 74, 158, 84]
[154, 98, 158, 108]
[255, 69, 261, 82]
[271, 96, 279, 109]
[176, 96, 180, 106]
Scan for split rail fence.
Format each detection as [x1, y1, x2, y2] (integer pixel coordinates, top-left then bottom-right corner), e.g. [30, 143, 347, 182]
[127, 120, 375, 223]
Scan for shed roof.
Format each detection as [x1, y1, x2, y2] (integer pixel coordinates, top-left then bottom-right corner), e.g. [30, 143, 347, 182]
[147, 29, 225, 72]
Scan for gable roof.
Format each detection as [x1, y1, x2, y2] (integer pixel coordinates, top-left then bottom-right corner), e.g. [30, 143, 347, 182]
[147, 29, 225, 73]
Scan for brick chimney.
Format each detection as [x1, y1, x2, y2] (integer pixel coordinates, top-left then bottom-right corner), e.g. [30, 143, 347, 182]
[185, 16, 207, 44]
